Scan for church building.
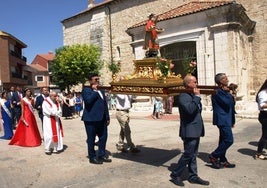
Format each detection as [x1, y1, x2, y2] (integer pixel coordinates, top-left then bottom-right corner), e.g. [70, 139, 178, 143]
[61, 0, 266, 112]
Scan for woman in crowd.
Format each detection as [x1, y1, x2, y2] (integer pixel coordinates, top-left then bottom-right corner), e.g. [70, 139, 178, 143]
[69, 93, 76, 118]
[62, 92, 72, 119]
[9, 88, 42, 147]
[0, 91, 13, 140]
[255, 79, 267, 160]
[75, 92, 83, 117]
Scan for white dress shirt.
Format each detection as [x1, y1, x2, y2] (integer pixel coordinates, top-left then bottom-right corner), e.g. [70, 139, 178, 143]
[258, 89, 267, 111]
[116, 94, 132, 110]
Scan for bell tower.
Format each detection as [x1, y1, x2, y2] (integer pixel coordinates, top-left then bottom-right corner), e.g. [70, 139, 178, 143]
[88, 0, 95, 8]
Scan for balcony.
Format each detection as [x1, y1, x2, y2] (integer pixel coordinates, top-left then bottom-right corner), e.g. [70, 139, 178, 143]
[11, 73, 28, 80]
[10, 50, 27, 62]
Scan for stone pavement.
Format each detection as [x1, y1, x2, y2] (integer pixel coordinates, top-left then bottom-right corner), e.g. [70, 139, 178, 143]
[0, 109, 266, 188]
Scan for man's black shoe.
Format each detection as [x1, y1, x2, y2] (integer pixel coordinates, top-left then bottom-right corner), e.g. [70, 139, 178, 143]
[221, 161, 236, 168]
[170, 174, 184, 186]
[188, 177, 209, 186]
[45, 151, 52, 155]
[208, 154, 220, 169]
[98, 157, 112, 163]
[89, 158, 103, 164]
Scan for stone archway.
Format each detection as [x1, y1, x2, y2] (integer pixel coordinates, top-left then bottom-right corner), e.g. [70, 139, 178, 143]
[160, 41, 197, 78]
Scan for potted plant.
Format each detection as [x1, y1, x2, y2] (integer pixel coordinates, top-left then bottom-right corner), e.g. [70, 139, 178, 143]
[108, 61, 121, 81]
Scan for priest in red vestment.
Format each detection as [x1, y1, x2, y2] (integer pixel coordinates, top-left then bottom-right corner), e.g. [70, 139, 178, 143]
[42, 91, 64, 155]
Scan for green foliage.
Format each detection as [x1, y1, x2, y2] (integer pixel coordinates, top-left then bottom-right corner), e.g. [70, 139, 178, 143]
[108, 61, 121, 75]
[182, 53, 196, 75]
[156, 57, 170, 77]
[51, 44, 103, 90]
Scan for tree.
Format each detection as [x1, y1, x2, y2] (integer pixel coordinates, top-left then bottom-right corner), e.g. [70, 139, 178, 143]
[51, 44, 103, 90]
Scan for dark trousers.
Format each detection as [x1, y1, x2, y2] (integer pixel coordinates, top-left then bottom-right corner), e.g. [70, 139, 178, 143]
[10, 107, 16, 129]
[212, 126, 234, 162]
[84, 120, 108, 160]
[171, 137, 200, 180]
[13, 106, 21, 125]
[257, 111, 267, 153]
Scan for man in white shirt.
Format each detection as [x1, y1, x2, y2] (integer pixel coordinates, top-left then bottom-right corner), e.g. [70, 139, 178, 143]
[115, 94, 140, 153]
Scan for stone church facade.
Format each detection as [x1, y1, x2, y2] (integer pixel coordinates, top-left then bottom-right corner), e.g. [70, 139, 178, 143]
[62, 0, 267, 112]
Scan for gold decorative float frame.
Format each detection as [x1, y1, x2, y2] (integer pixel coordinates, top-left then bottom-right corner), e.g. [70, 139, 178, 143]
[102, 58, 217, 97]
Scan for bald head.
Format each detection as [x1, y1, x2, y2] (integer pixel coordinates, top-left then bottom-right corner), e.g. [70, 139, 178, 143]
[49, 91, 58, 102]
[183, 75, 197, 89]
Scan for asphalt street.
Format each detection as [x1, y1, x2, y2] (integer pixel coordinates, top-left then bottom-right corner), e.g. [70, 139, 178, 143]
[0, 110, 266, 188]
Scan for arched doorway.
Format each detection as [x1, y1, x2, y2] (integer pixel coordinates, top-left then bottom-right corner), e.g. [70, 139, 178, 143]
[160, 41, 197, 107]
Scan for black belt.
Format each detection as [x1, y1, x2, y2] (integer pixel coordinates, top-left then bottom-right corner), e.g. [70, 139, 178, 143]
[116, 109, 129, 112]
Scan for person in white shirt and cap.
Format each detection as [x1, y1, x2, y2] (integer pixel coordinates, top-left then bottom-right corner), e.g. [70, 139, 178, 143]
[115, 94, 140, 153]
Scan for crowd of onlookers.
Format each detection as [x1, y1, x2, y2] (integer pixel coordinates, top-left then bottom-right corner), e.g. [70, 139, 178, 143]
[0, 86, 84, 134]
[60, 90, 83, 119]
[1, 86, 172, 133]
[0, 86, 86, 154]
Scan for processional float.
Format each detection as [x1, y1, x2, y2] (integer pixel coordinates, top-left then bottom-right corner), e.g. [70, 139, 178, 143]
[100, 13, 218, 96]
[101, 57, 217, 96]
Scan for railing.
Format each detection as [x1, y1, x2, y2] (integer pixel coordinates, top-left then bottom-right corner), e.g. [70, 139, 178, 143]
[11, 72, 22, 78]
[11, 73, 29, 80]
[10, 50, 27, 62]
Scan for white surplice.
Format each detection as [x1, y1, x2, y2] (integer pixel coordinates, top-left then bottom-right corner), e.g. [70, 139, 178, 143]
[42, 97, 63, 152]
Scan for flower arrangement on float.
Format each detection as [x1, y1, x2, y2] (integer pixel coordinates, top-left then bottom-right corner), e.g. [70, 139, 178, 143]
[156, 57, 171, 78]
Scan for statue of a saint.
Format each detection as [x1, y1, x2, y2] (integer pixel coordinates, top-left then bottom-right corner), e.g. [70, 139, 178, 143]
[143, 13, 164, 58]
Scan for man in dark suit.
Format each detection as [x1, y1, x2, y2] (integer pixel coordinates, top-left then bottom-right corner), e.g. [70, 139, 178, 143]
[170, 75, 209, 186]
[11, 86, 23, 129]
[81, 73, 111, 164]
[7, 86, 15, 101]
[7, 86, 15, 129]
[208, 73, 236, 169]
[34, 87, 49, 126]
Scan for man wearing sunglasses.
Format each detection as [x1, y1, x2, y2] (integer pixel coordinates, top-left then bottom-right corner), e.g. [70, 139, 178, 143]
[81, 73, 111, 164]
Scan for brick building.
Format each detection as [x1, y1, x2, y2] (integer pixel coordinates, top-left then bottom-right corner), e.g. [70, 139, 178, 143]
[29, 52, 55, 88]
[0, 30, 30, 92]
[61, 0, 267, 109]
[0, 30, 56, 94]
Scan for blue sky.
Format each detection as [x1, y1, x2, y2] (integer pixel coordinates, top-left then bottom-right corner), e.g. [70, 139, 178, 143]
[0, 0, 104, 64]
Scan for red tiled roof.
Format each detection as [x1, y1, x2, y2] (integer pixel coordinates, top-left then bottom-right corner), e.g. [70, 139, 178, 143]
[28, 64, 47, 72]
[38, 53, 54, 61]
[129, 0, 234, 29]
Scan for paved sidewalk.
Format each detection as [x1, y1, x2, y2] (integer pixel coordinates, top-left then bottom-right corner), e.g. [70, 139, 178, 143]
[0, 110, 266, 188]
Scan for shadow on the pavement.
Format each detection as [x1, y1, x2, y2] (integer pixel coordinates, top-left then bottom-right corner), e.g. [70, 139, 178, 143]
[63, 144, 68, 151]
[238, 148, 255, 157]
[112, 145, 181, 166]
[198, 152, 209, 163]
[248, 141, 258, 147]
[248, 141, 267, 149]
